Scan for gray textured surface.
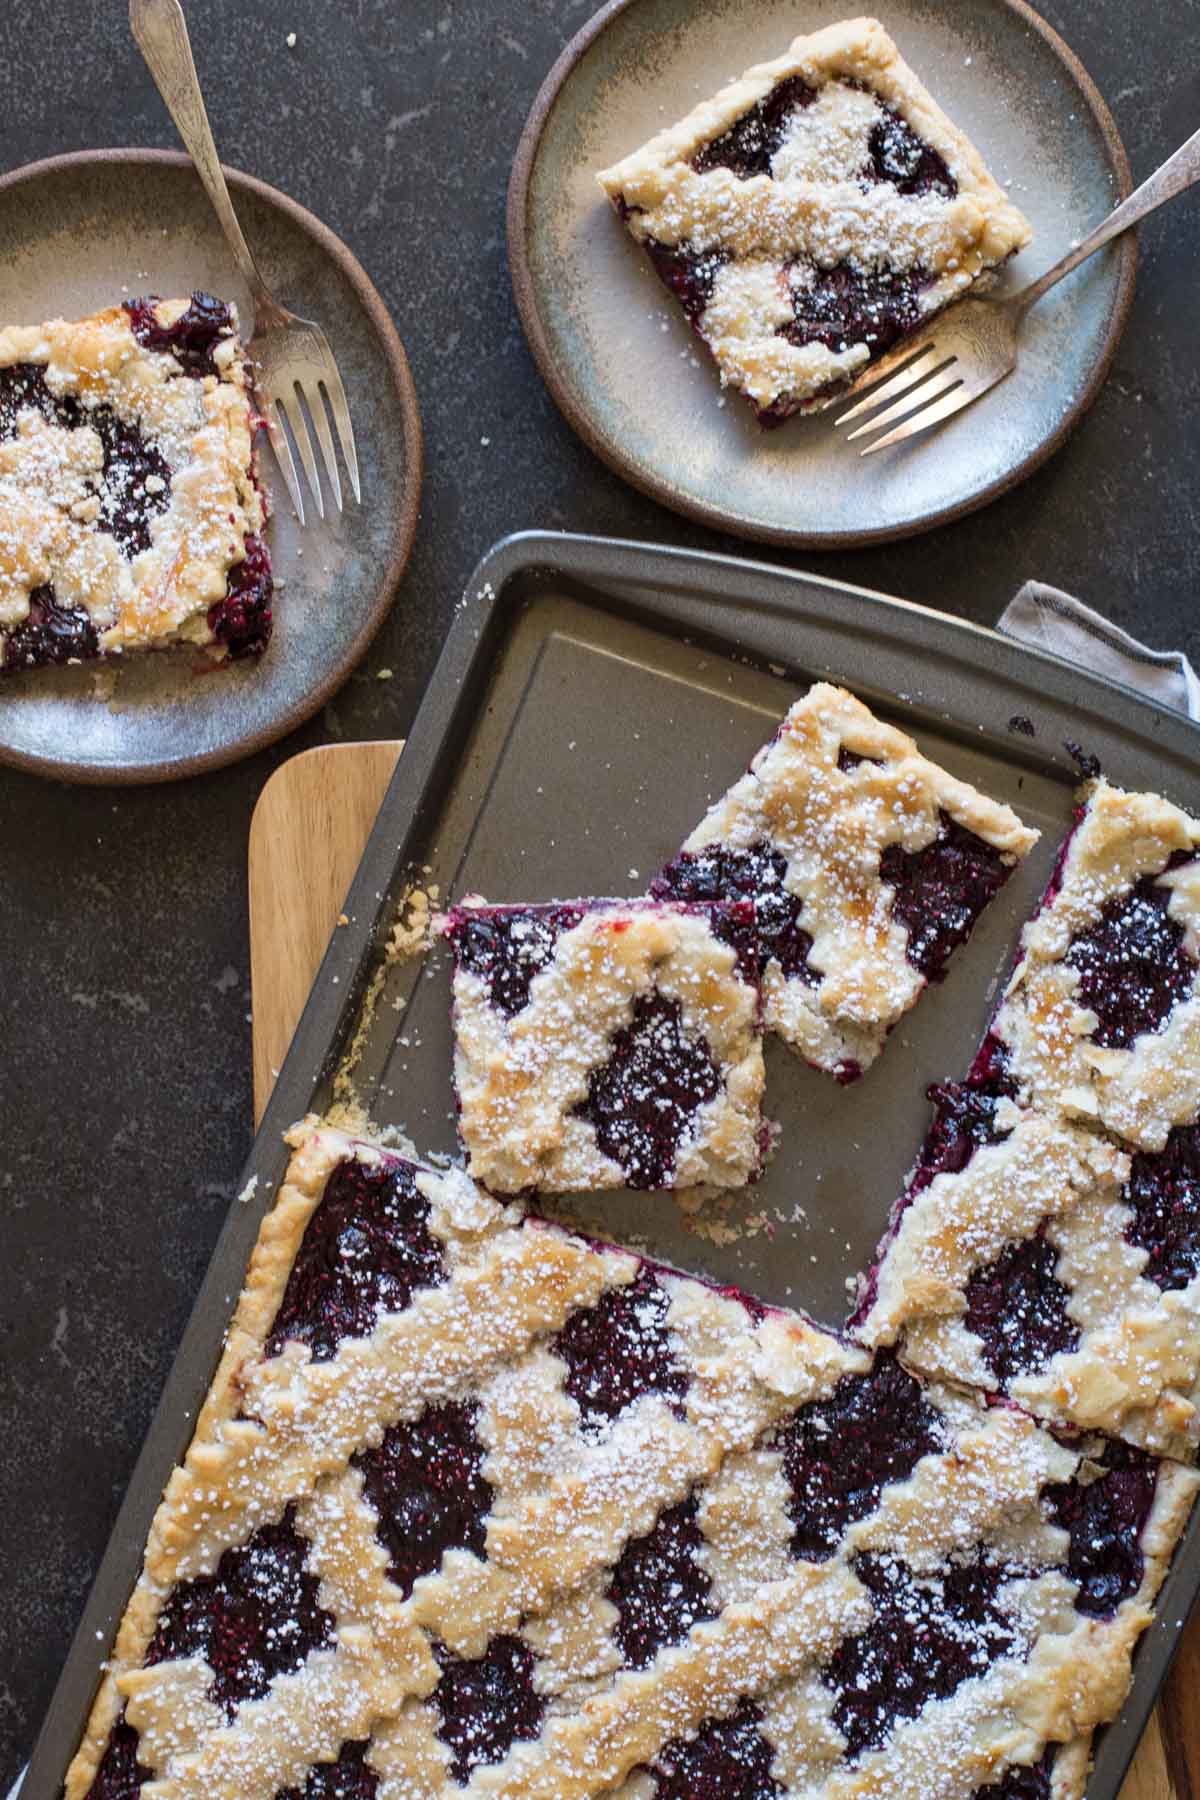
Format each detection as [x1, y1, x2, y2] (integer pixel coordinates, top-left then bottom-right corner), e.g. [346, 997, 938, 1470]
[1, 0, 1198, 1786]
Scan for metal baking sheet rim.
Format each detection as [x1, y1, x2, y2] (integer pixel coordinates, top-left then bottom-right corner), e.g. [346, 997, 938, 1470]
[22, 529, 1200, 1800]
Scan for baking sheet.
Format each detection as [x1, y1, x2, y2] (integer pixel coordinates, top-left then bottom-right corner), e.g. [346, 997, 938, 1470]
[25, 530, 1200, 1800]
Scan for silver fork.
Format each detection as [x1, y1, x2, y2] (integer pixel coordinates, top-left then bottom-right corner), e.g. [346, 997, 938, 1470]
[130, 0, 359, 523]
[836, 123, 1200, 454]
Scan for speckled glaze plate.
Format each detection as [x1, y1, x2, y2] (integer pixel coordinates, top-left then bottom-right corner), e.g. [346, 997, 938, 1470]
[508, 0, 1134, 547]
[0, 149, 422, 784]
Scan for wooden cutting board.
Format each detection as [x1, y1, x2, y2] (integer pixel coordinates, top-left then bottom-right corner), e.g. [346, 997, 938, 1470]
[247, 740, 1193, 1800]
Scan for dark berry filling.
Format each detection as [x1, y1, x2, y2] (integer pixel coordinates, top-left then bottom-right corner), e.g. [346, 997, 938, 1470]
[781, 262, 930, 362]
[963, 1232, 1079, 1388]
[641, 237, 730, 325]
[553, 1265, 690, 1429]
[209, 533, 273, 660]
[1044, 1440, 1158, 1617]
[837, 747, 883, 772]
[353, 1400, 493, 1600]
[2, 583, 98, 671]
[646, 1698, 783, 1799]
[1124, 1124, 1200, 1291]
[145, 1505, 334, 1716]
[606, 1494, 716, 1667]
[123, 291, 235, 378]
[653, 844, 816, 984]
[866, 105, 957, 198]
[775, 1353, 945, 1561]
[85, 1716, 150, 1800]
[972, 1749, 1055, 1799]
[275, 1741, 379, 1800]
[431, 1634, 545, 1784]
[910, 1071, 1018, 1197]
[879, 812, 1013, 981]
[0, 359, 172, 558]
[267, 1154, 447, 1361]
[692, 74, 818, 178]
[826, 1551, 1019, 1757]
[1064, 852, 1196, 1048]
[447, 904, 586, 1018]
[572, 991, 723, 1189]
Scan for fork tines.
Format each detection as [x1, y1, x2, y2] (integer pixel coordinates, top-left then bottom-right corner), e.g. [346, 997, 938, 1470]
[834, 342, 976, 455]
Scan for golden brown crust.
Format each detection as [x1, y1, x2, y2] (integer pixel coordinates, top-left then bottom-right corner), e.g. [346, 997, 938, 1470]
[597, 18, 1032, 411]
[0, 299, 264, 663]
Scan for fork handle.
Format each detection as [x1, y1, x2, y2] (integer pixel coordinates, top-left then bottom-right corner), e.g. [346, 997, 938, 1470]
[1018, 123, 1200, 312]
[130, 0, 281, 323]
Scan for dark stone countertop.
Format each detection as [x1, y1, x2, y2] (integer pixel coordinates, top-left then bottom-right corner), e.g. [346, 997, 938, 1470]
[2, 0, 1198, 1785]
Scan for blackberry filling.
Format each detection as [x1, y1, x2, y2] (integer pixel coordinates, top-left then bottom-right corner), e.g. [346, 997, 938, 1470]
[1044, 1441, 1158, 1617]
[85, 1716, 150, 1800]
[641, 238, 730, 325]
[145, 1505, 334, 1716]
[837, 747, 883, 772]
[1063, 852, 1196, 1049]
[431, 1635, 545, 1784]
[827, 1551, 1019, 1757]
[123, 291, 234, 378]
[446, 905, 585, 1018]
[266, 1154, 447, 1360]
[553, 1266, 690, 1430]
[692, 74, 819, 177]
[867, 105, 957, 197]
[782, 262, 930, 361]
[2, 584, 98, 671]
[572, 991, 723, 1188]
[962, 1233, 1080, 1388]
[647, 1698, 784, 1798]
[1124, 1125, 1200, 1291]
[972, 1749, 1056, 1799]
[275, 1741, 379, 1800]
[880, 812, 1014, 981]
[776, 1354, 945, 1560]
[653, 844, 816, 984]
[209, 534, 273, 660]
[606, 1494, 716, 1667]
[908, 1072, 1017, 1199]
[353, 1400, 493, 1599]
[0, 360, 172, 558]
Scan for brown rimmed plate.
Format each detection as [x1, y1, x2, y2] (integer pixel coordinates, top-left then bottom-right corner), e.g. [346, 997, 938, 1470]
[508, 0, 1134, 548]
[0, 149, 422, 785]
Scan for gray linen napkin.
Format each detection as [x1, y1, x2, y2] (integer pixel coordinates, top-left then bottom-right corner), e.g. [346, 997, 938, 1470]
[998, 580, 1200, 721]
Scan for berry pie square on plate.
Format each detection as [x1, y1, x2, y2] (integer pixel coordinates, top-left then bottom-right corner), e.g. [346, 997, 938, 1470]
[0, 293, 271, 672]
[443, 897, 769, 1194]
[652, 683, 1038, 1082]
[597, 17, 1032, 422]
[65, 1125, 1198, 1800]
[983, 778, 1200, 1151]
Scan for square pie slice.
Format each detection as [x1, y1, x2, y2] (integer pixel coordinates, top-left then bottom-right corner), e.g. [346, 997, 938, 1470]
[597, 17, 1032, 421]
[652, 683, 1039, 1081]
[65, 1124, 1198, 1800]
[0, 293, 271, 672]
[985, 778, 1200, 1151]
[444, 896, 769, 1193]
[855, 1071, 1200, 1460]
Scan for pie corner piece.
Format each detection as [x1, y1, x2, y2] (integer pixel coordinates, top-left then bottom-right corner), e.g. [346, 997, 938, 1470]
[443, 895, 769, 1194]
[0, 292, 272, 675]
[64, 1118, 1198, 1800]
[596, 16, 1033, 422]
[653, 681, 1039, 1082]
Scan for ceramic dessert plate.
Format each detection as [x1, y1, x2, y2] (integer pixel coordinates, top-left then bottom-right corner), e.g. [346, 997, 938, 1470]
[0, 149, 422, 784]
[508, 0, 1134, 546]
